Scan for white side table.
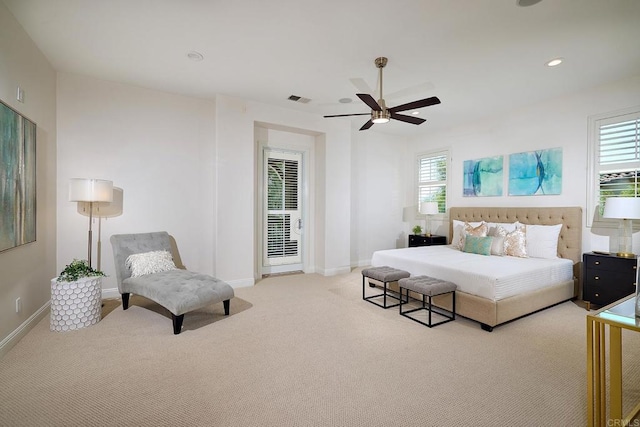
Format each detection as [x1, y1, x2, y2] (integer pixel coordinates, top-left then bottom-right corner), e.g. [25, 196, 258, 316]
[50, 276, 102, 332]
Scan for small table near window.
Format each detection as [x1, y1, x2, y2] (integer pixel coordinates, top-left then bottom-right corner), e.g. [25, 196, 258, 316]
[408, 234, 447, 247]
[587, 295, 640, 426]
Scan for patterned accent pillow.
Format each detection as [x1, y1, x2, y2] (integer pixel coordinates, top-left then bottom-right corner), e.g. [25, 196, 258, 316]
[455, 222, 488, 250]
[451, 220, 483, 249]
[126, 250, 177, 277]
[495, 224, 527, 258]
[462, 235, 493, 256]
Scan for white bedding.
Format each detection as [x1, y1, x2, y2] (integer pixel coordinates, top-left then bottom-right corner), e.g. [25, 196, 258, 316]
[370, 245, 573, 301]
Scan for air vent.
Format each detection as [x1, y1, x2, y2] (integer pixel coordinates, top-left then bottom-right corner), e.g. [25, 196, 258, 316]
[288, 95, 311, 104]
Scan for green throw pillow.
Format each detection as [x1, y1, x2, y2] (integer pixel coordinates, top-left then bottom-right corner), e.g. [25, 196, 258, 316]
[463, 235, 493, 256]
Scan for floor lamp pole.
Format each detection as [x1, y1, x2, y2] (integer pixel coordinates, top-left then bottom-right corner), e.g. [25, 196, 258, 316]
[88, 201, 93, 269]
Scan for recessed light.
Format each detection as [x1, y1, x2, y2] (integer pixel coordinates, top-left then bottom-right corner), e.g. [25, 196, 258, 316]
[187, 51, 204, 61]
[517, 0, 543, 6]
[411, 111, 420, 115]
[338, 98, 352, 104]
[546, 57, 563, 67]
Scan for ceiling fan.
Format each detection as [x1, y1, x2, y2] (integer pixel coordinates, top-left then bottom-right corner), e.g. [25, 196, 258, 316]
[324, 57, 441, 131]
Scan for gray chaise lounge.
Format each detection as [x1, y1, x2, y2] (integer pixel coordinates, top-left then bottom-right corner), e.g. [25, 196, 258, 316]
[110, 231, 234, 334]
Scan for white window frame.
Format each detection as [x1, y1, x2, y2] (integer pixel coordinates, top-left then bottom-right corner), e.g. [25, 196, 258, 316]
[416, 148, 449, 218]
[587, 106, 640, 228]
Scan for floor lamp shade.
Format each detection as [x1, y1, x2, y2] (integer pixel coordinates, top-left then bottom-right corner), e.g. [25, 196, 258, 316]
[69, 179, 113, 203]
[603, 197, 640, 258]
[68, 179, 114, 269]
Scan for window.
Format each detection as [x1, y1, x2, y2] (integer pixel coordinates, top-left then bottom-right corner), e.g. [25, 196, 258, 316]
[417, 149, 448, 213]
[588, 107, 640, 227]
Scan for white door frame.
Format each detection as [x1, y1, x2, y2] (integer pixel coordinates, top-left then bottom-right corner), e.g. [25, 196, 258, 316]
[256, 127, 315, 278]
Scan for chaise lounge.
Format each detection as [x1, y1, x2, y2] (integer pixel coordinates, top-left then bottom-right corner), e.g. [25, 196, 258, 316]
[110, 231, 234, 334]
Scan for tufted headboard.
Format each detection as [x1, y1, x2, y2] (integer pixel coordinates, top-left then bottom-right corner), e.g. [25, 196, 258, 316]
[449, 206, 583, 284]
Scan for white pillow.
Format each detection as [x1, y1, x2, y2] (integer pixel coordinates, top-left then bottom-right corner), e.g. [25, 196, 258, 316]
[126, 250, 177, 277]
[451, 220, 483, 249]
[525, 224, 562, 259]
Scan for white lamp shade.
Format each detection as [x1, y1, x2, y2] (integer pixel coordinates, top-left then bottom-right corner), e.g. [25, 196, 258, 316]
[603, 197, 640, 219]
[420, 201, 439, 215]
[77, 187, 123, 218]
[69, 178, 113, 203]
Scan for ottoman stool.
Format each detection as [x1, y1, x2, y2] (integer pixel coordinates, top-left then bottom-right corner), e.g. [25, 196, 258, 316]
[398, 275, 457, 327]
[361, 266, 410, 309]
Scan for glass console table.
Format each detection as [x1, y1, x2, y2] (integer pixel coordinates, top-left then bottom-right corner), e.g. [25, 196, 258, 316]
[587, 295, 640, 426]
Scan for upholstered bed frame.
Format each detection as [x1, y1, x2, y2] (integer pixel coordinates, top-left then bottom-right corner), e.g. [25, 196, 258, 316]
[432, 206, 583, 331]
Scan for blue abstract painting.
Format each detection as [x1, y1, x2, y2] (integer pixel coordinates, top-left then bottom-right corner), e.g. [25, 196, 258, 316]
[508, 148, 562, 196]
[1, 102, 36, 252]
[463, 155, 503, 197]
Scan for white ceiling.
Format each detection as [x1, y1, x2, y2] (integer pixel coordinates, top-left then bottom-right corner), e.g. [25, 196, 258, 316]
[4, 0, 640, 137]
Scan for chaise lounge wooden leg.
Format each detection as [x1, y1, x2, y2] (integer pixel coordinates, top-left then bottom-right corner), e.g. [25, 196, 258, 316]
[122, 293, 130, 310]
[223, 299, 230, 315]
[172, 314, 184, 335]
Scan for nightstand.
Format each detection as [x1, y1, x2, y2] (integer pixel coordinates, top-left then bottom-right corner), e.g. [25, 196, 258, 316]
[582, 252, 637, 310]
[408, 234, 447, 247]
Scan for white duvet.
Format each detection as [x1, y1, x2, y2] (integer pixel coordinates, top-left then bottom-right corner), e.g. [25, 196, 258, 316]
[370, 245, 573, 301]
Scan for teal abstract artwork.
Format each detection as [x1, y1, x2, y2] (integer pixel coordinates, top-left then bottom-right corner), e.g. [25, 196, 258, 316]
[1, 102, 36, 252]
[463, 156, 503, 197]
[508, 148, 562, 196]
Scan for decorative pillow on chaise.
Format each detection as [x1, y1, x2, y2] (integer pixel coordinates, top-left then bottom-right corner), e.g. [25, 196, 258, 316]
[125, 250, 177, 277]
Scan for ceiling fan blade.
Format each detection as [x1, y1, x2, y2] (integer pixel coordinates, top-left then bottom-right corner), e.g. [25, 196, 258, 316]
[359, 120, 374, 131]
[323, 113, 370, 118]
[390, 112, 426, 125]
[389, 96, 441, 113]
[356, 93, 382, 111]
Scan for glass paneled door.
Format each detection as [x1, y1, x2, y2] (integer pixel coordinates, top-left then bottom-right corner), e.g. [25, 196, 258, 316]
[263, 149, 303, 274]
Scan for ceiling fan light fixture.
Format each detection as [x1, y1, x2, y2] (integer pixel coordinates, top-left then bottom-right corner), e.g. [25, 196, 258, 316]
[371, 110, 390, 124]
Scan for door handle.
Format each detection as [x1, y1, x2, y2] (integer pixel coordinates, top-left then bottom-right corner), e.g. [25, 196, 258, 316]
[296, 218, 303, 230]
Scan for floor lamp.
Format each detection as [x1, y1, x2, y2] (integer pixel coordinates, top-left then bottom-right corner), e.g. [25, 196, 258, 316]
[77, 187, 123, 271]
[69, 179, 113, 269]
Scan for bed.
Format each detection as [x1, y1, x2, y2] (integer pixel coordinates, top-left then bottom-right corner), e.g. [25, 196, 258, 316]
[370, 206, 582, 331]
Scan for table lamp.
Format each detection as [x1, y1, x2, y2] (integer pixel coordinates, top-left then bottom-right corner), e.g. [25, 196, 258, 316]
[420, 201, 439, 237]
[603, 197, 640, 258]
[69, 178, 113, 268]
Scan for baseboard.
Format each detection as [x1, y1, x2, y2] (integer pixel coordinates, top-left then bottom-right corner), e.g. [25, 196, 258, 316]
[102, 287, 120, 299]
[316, 266, 352, 276]
[0, 301, 50, 359]
[226, 278, 255, 288]
[351, 259, 371, 268]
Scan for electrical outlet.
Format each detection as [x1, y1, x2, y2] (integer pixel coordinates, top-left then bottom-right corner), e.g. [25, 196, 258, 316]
[15, 297, 21, 313]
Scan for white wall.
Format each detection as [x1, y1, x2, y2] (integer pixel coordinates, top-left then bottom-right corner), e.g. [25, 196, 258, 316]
[57, 73, 216, 293]
[56, 77, 354, 293]
[406, 74, 640, 254]
[0, 3, 57, 354]
[214, 95, 352, 283]
[350, 130, 409, 266]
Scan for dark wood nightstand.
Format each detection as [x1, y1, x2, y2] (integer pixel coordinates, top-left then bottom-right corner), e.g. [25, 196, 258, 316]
[582, 252, 637, 310]
[408, 234, 447, 247]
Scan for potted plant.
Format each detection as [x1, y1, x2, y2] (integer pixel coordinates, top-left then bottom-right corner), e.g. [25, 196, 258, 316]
[50, 259, 105, 332]
[56, 259, 105, 282]
[412, 225, 423, 235]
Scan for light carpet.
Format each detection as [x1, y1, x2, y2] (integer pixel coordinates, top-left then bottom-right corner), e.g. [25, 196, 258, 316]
[1, 268, 640, 426]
